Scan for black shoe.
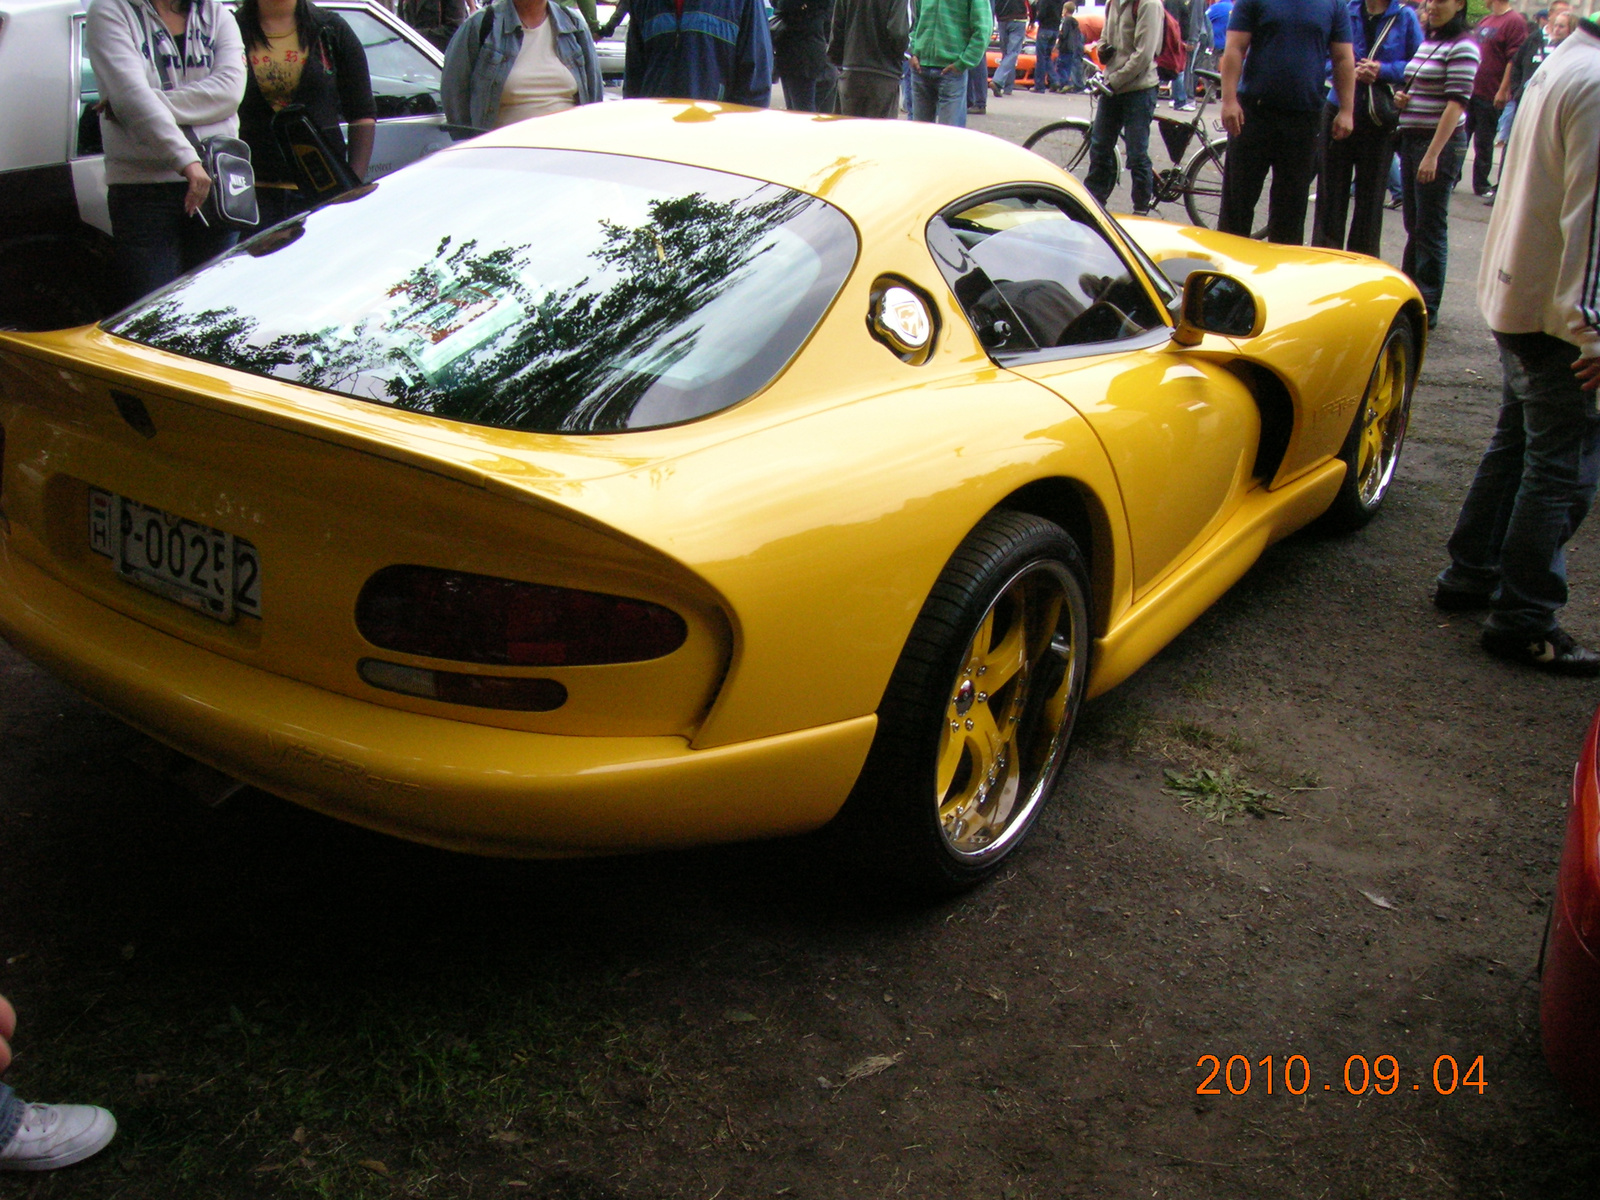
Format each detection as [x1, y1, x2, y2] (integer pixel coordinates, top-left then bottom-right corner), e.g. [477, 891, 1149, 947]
[1480, 627, 1600, 677]
[1432, 583, 1492, 612]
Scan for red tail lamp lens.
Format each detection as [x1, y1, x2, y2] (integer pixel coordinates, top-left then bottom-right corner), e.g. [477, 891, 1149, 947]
[355, 565, 688, 666]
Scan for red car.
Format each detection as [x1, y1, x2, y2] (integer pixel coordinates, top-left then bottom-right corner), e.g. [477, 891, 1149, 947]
[1545, 704, 1600, 1114]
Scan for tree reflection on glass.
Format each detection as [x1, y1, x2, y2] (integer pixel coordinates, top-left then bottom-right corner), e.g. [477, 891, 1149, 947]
[115, 181, 840, 434]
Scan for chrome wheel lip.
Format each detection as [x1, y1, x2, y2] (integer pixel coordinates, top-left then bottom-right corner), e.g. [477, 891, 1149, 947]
[1355, 334, 1412, 508]
[933, 557, 1087, 864]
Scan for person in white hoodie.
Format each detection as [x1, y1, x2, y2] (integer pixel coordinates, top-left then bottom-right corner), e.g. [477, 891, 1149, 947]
[1432, 15, 1600, 676]
[86, 0, 247, 304]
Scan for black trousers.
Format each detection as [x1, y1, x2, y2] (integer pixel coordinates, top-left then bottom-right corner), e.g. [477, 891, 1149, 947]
[1219, 102, 1323, 245]
[1313, 109, 1395, 258]
[1466, 95, 1498, 195]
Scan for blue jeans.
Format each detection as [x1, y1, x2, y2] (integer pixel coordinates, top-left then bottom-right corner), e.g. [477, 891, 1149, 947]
[1399, 127, 1466, 325]
[1169, 65, 1188, 107]
[0, 1082, 21, 1150]
[107, 181, 238, 308]
[967, 62, 988, 111]
[992, 20, 1026, 93]
[1033, 27, 1058, 90]
[1064, 38, 1084, 89]
[912, 65, 968, 126]
[1439, 332, 1600, 637]
[1085, 86, 1158, 212]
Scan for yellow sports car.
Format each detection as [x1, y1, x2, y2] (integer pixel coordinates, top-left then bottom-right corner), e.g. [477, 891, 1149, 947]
[0, 102, 1421, 889]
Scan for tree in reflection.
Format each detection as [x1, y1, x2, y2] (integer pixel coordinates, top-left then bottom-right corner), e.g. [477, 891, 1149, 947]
[116, 185, 816, 432]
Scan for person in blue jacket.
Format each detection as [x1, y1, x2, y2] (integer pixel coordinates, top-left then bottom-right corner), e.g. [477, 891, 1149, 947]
[1311, 0, 1422, 255]
[1206, 0, 1231, 60]
[624, 0, 773, 105]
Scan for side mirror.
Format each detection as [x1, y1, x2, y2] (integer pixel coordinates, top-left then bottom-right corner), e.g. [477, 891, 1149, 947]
[1173, 270, 1264, 346]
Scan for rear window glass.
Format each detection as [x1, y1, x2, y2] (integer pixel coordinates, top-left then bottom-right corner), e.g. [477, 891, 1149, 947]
[107, 148, 858, 433]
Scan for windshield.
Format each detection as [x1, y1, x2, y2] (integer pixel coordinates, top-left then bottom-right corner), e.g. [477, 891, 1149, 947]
[108, 148, 858, 434]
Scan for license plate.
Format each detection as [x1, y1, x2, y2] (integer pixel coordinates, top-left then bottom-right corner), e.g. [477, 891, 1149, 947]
[89, 488, 261, 622]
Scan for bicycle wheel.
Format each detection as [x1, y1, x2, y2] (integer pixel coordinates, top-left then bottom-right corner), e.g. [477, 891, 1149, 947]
[1183, 141, 1226, 229]
[1024, 119, 1096, 177]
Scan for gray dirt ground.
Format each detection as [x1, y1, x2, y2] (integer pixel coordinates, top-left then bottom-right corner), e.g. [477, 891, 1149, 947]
[2, 100, 1598, 1199]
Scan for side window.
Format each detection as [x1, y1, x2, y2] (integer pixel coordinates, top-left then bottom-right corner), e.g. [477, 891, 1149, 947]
[76, 17, 103, 157]
[928, 194, 1165, 356]
[337, 9, 443, 117]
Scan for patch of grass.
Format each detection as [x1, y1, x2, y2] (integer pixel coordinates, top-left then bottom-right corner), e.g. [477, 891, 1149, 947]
[28, 975, 663, 1197]
[1169, 720, 1253, 758]
[1283, 767, 1323, 790]
[1178, 669, 1214, 699]
[1163, 767, 1286, 823]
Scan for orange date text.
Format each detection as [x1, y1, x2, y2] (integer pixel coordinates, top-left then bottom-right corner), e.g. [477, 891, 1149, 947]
[1194, 1054, 1487, 1097]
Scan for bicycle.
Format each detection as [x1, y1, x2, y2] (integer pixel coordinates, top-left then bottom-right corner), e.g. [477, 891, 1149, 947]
[1022, 67, 1228, 229]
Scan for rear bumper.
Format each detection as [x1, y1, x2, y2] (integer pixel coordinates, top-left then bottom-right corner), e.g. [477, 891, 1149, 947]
[0, 541, 874, 857]
[1543, 711, 1600, 1116]
[1543, 887, 1600, 1115]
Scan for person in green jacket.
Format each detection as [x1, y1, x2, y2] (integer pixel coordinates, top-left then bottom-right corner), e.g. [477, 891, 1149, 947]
[908, 0, 992, 125]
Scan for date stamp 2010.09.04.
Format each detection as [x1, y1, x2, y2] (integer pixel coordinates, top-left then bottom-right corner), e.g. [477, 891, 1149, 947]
[1196, 1054, 1487, 1097]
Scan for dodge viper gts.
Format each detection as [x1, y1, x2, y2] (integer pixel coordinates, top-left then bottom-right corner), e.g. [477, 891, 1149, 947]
[0, 101, 1423, 889]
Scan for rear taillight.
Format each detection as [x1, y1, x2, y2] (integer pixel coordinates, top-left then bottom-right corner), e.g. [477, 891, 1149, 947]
[355, 565, 688, 666]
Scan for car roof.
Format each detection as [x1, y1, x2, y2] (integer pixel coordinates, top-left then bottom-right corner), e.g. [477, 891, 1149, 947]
[461, 101, 1091, 230]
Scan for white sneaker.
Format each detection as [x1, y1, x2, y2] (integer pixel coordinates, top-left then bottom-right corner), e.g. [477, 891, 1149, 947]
[0, 1103, 117, 1171]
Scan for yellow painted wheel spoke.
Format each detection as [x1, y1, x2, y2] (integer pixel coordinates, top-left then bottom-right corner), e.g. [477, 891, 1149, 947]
[936, 722, 969, 800]
[982, 609, 1029, 691]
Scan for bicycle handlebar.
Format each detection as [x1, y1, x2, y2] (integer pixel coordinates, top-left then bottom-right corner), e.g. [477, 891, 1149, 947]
[1195, 67, 1222, 87]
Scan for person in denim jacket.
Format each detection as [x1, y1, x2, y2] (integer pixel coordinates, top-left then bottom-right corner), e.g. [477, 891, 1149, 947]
[442, 0, 603, 132]
[1313, 0, 1423, 255]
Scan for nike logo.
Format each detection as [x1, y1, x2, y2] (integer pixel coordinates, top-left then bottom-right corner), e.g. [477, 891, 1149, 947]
[227, 175, 250, 196]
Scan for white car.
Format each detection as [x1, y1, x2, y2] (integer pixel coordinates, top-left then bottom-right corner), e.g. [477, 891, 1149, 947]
[0, 0, 452, 329]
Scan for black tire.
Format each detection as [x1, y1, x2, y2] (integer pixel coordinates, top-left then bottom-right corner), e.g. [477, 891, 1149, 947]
[1320, 316, 1416, 532]
[1024, 119, 1098, 177]
[836, 510, 1092, 893]
[0, 235, 115, 332]
[1183, 142, 1226, 229]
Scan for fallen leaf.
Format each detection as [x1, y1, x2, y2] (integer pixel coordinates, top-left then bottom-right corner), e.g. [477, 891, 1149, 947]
[723, 1009, 757, 1024]
[836, 1053, 903, 1087]
[133, 1073, 165, 1091]
[359, 1159, 390, 1176]
[291, 1127, 308, 1145]
[120, 944, 136, 961]
[1360, 889, 1397, 911]
[816, 1076, 833, 1089]
[491, 1130, 525, 1144]
[253, 1163, 285, 1173]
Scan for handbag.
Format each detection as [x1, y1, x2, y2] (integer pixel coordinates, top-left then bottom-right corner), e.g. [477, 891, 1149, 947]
[182, 126, 260, 231]
[1354, 16, 1401, 133]
[271, 105, 361, 203]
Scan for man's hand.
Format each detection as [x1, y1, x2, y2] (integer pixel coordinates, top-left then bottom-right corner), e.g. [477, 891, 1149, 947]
[1222, 98, 1244, 137]
[1332, 109, 1354, 140]
[1355, 58, 1381, 84]
[909, 54, 920, 70]
[1575, 355, 1600, 392]
[942, 63, 960, 75]
[181, 160, 212, 218]
[1494, 87, 1510, 110]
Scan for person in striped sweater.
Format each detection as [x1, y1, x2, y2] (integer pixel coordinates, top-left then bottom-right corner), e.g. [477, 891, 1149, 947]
[1432, 14, 1600, 675]
[1393, 0, 1478, 329]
